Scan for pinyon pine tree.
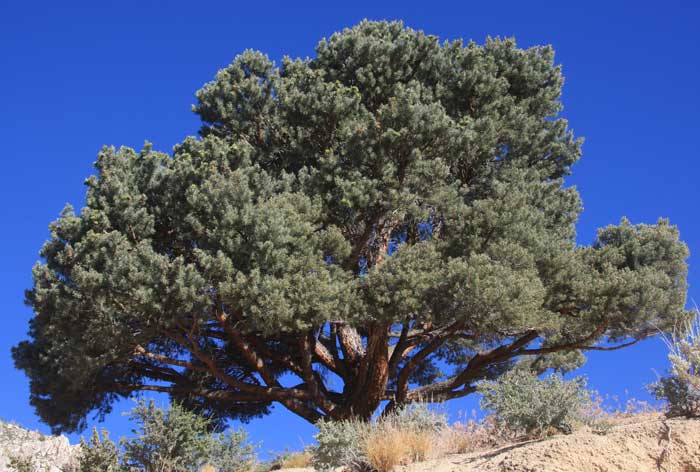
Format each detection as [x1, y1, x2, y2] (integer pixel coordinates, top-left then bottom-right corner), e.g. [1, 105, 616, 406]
[14, 20, 689, 432]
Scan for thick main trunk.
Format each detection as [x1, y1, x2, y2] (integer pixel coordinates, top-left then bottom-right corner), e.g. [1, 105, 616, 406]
[339, 322, 390, 420]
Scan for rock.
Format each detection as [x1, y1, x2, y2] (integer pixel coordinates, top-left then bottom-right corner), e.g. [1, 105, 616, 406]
[0, 421, 79, 472]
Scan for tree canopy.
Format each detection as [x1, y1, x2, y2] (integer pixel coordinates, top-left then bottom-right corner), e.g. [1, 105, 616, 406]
[14, 20, 689, 433]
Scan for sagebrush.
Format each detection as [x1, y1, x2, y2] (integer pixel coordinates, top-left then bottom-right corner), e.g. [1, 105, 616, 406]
[478, 368, 592, 438]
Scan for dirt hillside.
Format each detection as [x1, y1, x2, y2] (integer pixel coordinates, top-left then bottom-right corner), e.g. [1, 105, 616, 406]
[398, 414, 700, 472]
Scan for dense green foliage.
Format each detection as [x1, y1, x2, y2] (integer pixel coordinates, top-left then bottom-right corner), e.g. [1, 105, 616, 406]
[14, 20, 689, 432]
[478, 368, 590, 437]
[76, 400, 256, 472]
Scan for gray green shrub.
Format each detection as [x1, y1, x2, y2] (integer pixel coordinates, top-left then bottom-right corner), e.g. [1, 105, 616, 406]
[313, 418, 367, 471]
[381, 404, 447, 432]
[478, 368, 591, 438]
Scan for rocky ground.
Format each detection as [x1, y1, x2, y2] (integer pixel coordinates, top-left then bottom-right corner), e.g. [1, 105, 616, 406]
[0, 421, 78, 472]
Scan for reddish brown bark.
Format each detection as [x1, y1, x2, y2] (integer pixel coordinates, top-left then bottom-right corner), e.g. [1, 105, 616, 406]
[119, 312, 646, 425]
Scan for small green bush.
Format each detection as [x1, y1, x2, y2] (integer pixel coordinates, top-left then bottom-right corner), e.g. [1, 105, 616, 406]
[77, 428, 121, 472]
[650, 309, 700, 418]
[120, 399, 214, 471]
[76, 399, 257, 472]
[650, 375, 700, 418]
[206, 428, 258, 472]
[264, 448, 314, 470]
[477, 368, 591, 438]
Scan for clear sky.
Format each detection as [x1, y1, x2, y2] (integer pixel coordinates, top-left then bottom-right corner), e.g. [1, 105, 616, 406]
[1, 0, 699, 457]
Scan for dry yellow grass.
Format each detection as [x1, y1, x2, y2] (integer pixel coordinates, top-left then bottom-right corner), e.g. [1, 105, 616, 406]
[363, 426, 409, 472]
[440, 426, 472, 455]
[443, 417, 520, 456]
[362, 426, 435, 472]
[403, 429, 433, 462]
[278, 450, 314, 468]
[199, 462, 258, 472]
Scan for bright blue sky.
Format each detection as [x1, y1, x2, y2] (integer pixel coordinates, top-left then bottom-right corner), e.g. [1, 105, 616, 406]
[1, 0, 699, 457]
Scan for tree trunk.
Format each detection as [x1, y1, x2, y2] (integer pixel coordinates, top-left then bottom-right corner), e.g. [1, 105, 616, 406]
[340, 322, 390, 420]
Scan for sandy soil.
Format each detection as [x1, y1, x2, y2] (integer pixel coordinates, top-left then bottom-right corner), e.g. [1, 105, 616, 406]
[398, 414, 700, 472]
[284, 414, 700, 472]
